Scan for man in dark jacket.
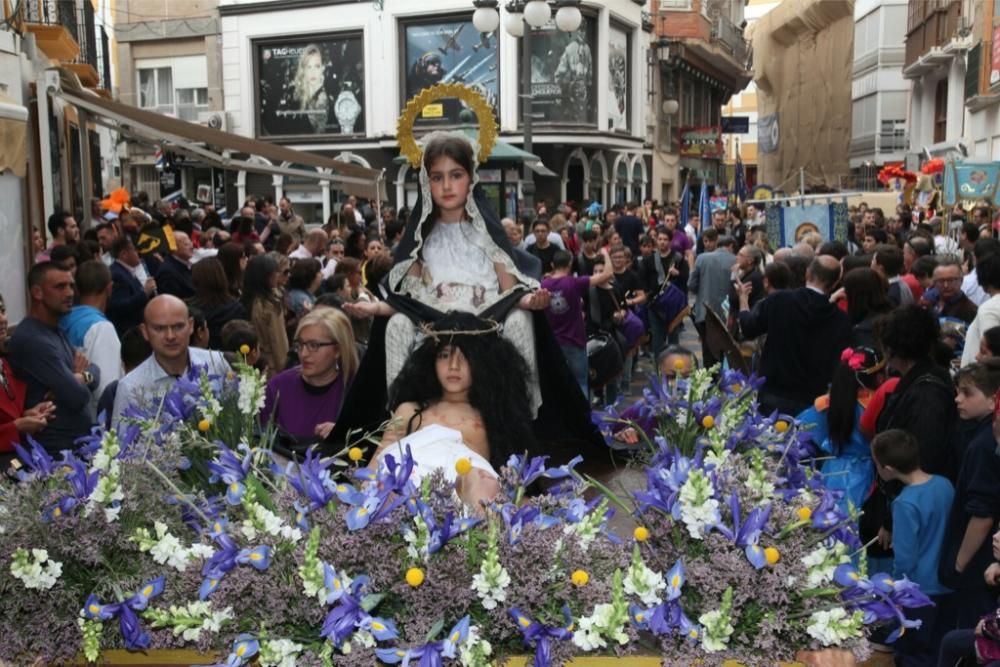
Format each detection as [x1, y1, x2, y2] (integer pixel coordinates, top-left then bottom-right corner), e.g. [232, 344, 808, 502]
[108, 238, 156, 336]
[638, 225, 689, 357]
[737, 255, 853, 415]
[154, 230, 195, 299]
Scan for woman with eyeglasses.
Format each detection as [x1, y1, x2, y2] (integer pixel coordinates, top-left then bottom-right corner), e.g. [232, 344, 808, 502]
[242, 254, 289, 378]
[261, 307, 357, 456]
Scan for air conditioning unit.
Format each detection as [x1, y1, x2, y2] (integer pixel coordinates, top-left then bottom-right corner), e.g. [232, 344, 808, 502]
[197, 111, 229, 132]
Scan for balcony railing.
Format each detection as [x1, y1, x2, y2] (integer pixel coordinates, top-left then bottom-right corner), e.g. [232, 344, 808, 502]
[711, 15, 748, 67]
[20, 0, 109, 89]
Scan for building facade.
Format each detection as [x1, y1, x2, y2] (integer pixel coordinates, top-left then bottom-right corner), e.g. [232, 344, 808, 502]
[849, 0, 910, 189]
[650, 0, 751, 201]
[720, 0, 777, 194]
[965, 0, 1000, 161]
[218, 0, 652, 220]
[903, 0, 977, 163]
[749, 0, 855, 189]
[114, 0, 225, 203]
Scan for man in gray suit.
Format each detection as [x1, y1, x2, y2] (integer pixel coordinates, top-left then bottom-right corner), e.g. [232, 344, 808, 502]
[688, 229, 736, 368]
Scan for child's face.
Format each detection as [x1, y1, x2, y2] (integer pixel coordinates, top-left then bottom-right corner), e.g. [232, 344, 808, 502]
[956, 381, 994, 420]
[435, 344, 472, 395]
[428, 156, 471, 216]
[978, 338, 994, 363]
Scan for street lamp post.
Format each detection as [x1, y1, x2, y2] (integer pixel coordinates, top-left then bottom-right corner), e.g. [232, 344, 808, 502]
[472, 0, 581, 219]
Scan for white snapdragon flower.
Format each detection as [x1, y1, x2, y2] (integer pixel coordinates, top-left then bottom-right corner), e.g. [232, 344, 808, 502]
[260, 638, 304, 667]
[10, 548, 62, 590]
[806, 608, 864, 646]
[623, 557, 666, 606]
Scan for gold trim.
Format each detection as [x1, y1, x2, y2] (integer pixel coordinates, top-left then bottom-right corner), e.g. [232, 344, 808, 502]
[397, 83, 498, 168]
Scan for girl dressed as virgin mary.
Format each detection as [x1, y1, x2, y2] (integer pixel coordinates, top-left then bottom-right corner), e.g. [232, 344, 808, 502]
[336, 129, 604, 465]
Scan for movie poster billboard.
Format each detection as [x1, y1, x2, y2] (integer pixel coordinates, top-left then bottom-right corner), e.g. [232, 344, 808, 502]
[528, 15, 596, 125]
[254, 33, 365, 139]
[607, 24, 629, 132]
[403, 18, 499, 125]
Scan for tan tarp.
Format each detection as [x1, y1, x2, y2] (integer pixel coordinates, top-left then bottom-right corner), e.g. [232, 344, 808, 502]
[0, 94, 27, 178]
[749, 0, 855, 189]
[54, 70, 383, 200]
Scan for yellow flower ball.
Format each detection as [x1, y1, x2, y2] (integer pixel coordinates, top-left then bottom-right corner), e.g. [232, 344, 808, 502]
[197, 419, 211, 432]
[701, 415, 715, 429]
[455, 458, 472, 476]
[239, 344, 251, 356]
[775, 420, 790, 433]
[764, 547, 780, 565]
[405, 567, 425, 587]
[673, 358, 686, 370]
[797, 507, 813, 522]
[347, 447, 364, 462]
[571, 570, 590, 587]
[633, 526, 650, 542]
[730, 383, 742, 393]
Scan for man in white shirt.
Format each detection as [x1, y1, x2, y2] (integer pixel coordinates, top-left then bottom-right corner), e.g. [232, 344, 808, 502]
[962, 252, 1000, 366]
[112, 295, 229, 423]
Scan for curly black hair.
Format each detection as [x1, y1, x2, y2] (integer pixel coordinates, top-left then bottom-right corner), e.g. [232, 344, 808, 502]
[387, 312, 537, 471]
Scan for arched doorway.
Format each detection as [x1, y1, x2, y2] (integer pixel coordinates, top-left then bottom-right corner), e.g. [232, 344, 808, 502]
[561, 148, 589, 204]
[589, 152, 608, 206]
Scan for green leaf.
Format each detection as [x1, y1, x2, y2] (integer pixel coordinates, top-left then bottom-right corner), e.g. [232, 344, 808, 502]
[245, 476, 275, 512]
[360, 592, 385, 612]
[424, 618, 445, 643]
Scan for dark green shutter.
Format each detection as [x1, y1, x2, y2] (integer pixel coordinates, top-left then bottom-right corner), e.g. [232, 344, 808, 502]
[967, 42, 982, 99]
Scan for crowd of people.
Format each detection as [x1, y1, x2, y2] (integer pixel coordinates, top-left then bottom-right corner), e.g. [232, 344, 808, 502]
[9, 138, 1000, 663]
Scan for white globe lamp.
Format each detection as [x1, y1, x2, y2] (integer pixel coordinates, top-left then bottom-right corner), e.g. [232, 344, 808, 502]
[662, 99, 679, 115]
[554, 4, 582, 32]
[472, 2, 501, 33]
[523, 0, 551, 28]
[504, 8, 525, 37]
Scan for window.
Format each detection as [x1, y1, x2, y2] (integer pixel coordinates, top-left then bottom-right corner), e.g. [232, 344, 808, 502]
[176, 88, 209, 121]
[660, 0, 692, 8]
[934, 78, 948, 143]
[746, 120, 758, 143]
[138, 67, 173, 113]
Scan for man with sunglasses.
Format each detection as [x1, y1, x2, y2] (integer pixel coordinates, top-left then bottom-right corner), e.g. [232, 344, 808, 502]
[111, 295, 229, 424]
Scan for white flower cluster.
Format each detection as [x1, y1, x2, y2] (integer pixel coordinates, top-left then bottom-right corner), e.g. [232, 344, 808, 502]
[9, 548, 62, 590]
[623, 551, 666, 606]
[240, 502, 302, 543]
[199, 372, 223, 422]
[402, 513, 431, 561]
[341, 629, 374, 655]
[678, 469, 720, 539]
[458, 625, 493, 667]
[806, 608, 864, 646]
[87, 429, 124, 522]
[259, 638, 304, 667]
[572, 603, 630, 651]
[698, 607, 734, 652]
[145, 601, 233, 642]
[133, 522, 214, 572]
[471, 555, 510, 611]
[237, 366, 267, 417]
[745, 454, 776, 503]
[563, 498, 611, 549]
[801, 543, 851, 588]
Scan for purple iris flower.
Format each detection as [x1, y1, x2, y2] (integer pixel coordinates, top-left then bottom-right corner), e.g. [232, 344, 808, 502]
[285, 448, 337, 511]
[375, 616, 470, 667]
[80, 577, 164, 650]
[206, 634, 259, 667]
[319, 574, 397, 648]
[13, 438, 57, 480]
[411, 500, 479, 554]
[500, 504, 558, 544]
[206, 443, 253, 505]
[508, 607, 573, 667]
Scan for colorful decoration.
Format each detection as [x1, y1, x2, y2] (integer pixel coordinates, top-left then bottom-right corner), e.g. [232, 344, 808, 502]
[397, 83, 498, 168]
[100, 187, 131, 214]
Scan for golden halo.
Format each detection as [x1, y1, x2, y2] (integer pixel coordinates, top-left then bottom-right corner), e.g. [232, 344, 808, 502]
[397, 83, 498, 168]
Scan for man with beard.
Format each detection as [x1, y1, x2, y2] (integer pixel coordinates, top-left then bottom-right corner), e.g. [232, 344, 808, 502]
[9, 262, 100, 452]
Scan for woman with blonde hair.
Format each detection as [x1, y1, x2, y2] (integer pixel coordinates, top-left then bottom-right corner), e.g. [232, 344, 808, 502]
[292, 44, 329, 133]
[261, 307, 357, 455]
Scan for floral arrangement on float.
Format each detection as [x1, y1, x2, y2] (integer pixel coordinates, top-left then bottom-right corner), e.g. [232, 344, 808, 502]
[0, 356, 930, 666]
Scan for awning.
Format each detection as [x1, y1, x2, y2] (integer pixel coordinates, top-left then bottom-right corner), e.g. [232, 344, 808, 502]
[392, 128, 557, 176]
[0, 93, 27, 178]
[49, 69, 384, 200]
